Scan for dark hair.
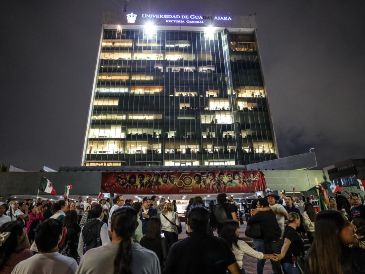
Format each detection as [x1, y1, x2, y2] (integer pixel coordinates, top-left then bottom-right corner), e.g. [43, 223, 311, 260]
[64, 210, 78, 228]
[132, 202, 142, 213]
[219, 220, 240, 249]
[35, 219, 63, 252]
[88, 203, 102, 219]
[304, 203, 317, 222]
[217, 193, 227, 204]
[193, 196, 204, 205]
[111, 207, 138, 274]
[113, 195, 122, 204]
[287, 212, 300, 223]
[145, 217, 161, 239]
[58, 200, 66, 209]
[187, 206, 210, 234]
[257, 198, 269, 207]
[52, 202, 61, 213]
[308, 210, 347, 274]
[0, 221, 24, 270]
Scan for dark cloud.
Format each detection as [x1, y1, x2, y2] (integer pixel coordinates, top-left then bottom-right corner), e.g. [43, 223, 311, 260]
[0, 0, 364, 169]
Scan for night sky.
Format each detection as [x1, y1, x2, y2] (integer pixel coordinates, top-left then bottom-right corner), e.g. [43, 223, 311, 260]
[1, 0, 364, 170]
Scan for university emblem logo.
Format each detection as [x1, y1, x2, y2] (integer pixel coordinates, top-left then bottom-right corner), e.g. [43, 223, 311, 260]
[126, 13, 137, 24]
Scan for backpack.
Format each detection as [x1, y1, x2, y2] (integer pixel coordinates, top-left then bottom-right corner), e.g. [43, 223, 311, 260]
[82, 219, 104, 253]
[214, 204, 228, 224]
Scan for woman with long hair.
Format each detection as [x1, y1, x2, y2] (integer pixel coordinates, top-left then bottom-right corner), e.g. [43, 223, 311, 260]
[0, 221, 32, 274]
[275, 212, 304, 274]
[160, 202, 180, 247]
[307, 210, 365, 274]
[219, 220, 273, 274]
[76, 206, 161, 274]
[61, 210, 81, 263]
[303, 203, 316, 243]
[140, 217, 168, 269]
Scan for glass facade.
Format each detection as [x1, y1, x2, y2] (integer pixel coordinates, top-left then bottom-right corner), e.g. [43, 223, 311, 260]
[82, 26, 277, 167]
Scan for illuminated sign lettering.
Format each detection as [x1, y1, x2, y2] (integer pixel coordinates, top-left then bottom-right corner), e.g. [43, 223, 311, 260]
[126, 13, 232, 24]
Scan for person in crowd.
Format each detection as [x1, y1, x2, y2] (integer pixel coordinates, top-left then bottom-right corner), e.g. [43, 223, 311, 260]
[76, 207, 161, 274]
[353, 218, 365, 249]
[302, 203, 316, 243]
[42, 202, 52, 220]
[78, 203, 110, 257]
[6, 202, 24, 222]
[160, 202, 180, 248]
[164, 206, 240, 274]
[219, 220, 275, 274]
[140, 197, 157, 234]
[306, 210, 365, 274]
[335, 191, 352, 218]
[26, 203, 44, 243]
[0, 202, 11, 227]
[247, 198, 282, 274]
[350, 193, 365, 221]
[157, 197, 166, 215]
[12, 219, 77, 274]
[172, 200, 177, 212]
[284, 196, 305, 234]
[0, 221, 32, 274]
[108, 195, 124, 230]
[61, 210, 81, 263]
[140, 217, 168, 269]
[275, 212, 304, 274]
[214, 193, 238, 234]
[50, 200, 68, 223]
[132, 202, 143, 243]
[267, 193, 288, 237]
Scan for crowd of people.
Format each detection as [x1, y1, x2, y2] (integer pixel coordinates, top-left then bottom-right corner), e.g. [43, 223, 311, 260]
[0, 190, 364, 274]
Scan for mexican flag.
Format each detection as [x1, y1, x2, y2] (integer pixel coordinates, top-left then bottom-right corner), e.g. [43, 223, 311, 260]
[39, 177, 57, 195]
[64, 185, 73, 197]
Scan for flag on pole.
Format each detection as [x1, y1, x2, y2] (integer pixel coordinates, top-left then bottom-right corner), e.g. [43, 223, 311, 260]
[39, 177, 57, 195]
[64, 185, 73, 197]
[97, 192, 104, 200]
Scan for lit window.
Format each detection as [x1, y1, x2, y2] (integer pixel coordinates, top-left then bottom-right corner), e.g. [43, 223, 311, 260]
[178, 144, 199, 153]
[100, 52, 132, 60]
[236, 86, 265, 98]
[165, 52, 195, 61]
[102, 39, 133, 47]
[135, 41, 161, 47]
[94, 98, 119, 106]
[204, 160, 235, 166]
[206, 90, 219, 97]
[253, 142, 275, 153]
[96, 87, 128, 93]
[133, 52, 163, 60]
[223, 131, 235, 138]
[215, 112, 233, 124]
[91, 114, 126, 120]
[201, 114, 215, 124]
[87, 140, 124, 154]
[127, 128, 161, 136]
[202, 132, 216, 138]
[177, 116, 195, 120]
[166, 131, 176, 138]
[165, 40, 190, 48]
[241, 129, 254, 138]
[98, 74, 129, 81]
[85, 161, 122, 166]
[130, 86, 163, 95]
[166, 66, 196, 72]
[126, 141, 147, 154]
[198, 66, 215, 73]
[174, 91, 197, 97]
[128, 114, 162, 120]
[237, 101, 258, 110]
[179, 103, 190, 109]
[230, 41, 257, 52]
[131, 75, 154, 81]
[88, 125, 126, 139]
[209, 99, 230, 110]
[164, 161, 199, 166]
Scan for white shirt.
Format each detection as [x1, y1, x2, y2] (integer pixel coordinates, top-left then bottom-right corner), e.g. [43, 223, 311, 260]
[77, 221, 111, 257]
[269, 204, 288, 237]
[232, 239, 264, 269]
[108, 204, 121, 230]
[11, 252, 77, 274]
[0, 214, 11, 227]
[7, 209, 24, 221]
[160, 211, 180, 233]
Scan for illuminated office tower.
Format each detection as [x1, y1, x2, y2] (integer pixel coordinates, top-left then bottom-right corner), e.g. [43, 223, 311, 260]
[82, 14, 278, 167]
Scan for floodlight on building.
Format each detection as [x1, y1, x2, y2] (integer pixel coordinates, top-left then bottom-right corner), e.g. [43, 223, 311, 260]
[143, 21, 157, 39]
[204, 25, 216, 40]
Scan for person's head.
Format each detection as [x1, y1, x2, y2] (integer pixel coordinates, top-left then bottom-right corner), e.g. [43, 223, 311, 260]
[58, 200, 67, 212]
[11, 201, 19, 211]
[114, 195, 124, 207]
[142, 197, 150, 209]
[285, 196, 294, 207]
[88, 203, 102, 219]
[287, 212, 301, 228]
[219, 220, 240, 249]
[111, 207, 138, 274]
[304, 203, 317, 222]
[35, 219, 63, 253]
[145, 217, 162, 239]
[308, 210, 352, 274]
[163, 202, 174, 214]
[187, 206, 210, 234]
[0, 221, 28, 270]
[64, 210, 78, 227]
[0, 203, 6, 216]
[329, 197, 337, 209]
[132, 202, 142, 213]
[217, 193, 227, 205]
[193, 196, 204, 205]
[257, 198, 269, 208]
[350, 193, 362, 207]
[266, 194, 277, 206]
[69, 202, 76, 211]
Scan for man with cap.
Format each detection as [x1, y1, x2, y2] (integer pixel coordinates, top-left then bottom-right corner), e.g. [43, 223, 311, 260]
[267, 193, 288, 237]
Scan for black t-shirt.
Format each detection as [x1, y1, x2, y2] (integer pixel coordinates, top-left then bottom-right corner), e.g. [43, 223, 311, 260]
[164, 233, 236, 274]
[140, 236, 164, 266]
[282, 226, 304, 263]
[247, 210, 281, 241]
[351, 205, 365, 220]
